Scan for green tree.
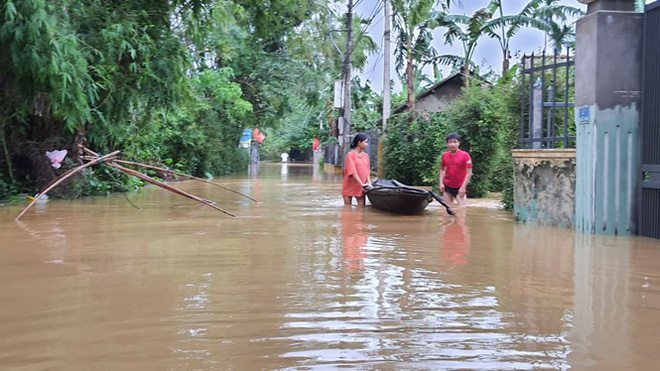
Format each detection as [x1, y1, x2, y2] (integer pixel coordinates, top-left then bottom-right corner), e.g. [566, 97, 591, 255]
[484, 0, 551, 74]
[522, 0, 583, 51]
[0, 0, 201, 192]
[384, 111, 447, 185]
[436, 8, 492, 87]
[392, 0, 451, 110]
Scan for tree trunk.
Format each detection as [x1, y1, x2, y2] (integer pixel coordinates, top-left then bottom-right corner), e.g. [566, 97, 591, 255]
[502, 49, 510, 75]
[0, 122, 15, 184]
[463, 62, 470, 88]
[406, 43, 415, 111]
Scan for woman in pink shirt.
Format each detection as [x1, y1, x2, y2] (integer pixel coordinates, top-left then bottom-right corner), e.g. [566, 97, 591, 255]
[342, 133, 372, 207]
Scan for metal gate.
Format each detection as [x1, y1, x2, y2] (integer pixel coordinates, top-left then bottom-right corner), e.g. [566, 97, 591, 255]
[640, 1, 660, 239]
[519, 49, 576, 149]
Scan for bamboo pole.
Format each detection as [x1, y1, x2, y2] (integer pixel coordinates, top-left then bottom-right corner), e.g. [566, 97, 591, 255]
[15, 150, 121, 221]
[80, 145, 256, 202]
[108, 163, 236, 217]
[95, 158, 257, 203]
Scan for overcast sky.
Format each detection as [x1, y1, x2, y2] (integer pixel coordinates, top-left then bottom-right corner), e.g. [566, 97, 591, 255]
[352, 0, 588, 92]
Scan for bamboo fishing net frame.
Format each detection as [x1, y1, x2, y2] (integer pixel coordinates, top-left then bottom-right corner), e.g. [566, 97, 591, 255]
[15, 146, 257, 221]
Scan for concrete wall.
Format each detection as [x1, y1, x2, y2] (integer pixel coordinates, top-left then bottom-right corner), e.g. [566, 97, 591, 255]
[513, 149, 577, 228]
[575, 7, 642, 235]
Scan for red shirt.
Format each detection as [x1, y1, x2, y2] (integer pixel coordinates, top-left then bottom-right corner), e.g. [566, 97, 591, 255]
[441, 150, 473, 188]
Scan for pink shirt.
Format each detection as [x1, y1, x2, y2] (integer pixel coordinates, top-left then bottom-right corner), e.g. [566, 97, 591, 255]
[342, 151, 370, 197]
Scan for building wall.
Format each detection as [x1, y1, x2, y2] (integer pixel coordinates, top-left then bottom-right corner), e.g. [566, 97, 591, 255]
[414, 79, 463, 113]
[575, 9, 642, 235]
[513, 150, 576, 228]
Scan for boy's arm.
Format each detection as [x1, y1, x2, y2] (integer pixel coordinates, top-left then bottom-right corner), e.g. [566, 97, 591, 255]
[459, 168, 473, 196]
[439, 166, 446, 192]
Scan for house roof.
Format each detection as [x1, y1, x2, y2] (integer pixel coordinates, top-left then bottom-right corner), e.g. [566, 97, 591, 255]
[391, 70, 491, 115]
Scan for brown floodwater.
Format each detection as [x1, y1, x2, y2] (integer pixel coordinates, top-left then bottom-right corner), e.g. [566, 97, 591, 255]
[1, 163, 659, 370]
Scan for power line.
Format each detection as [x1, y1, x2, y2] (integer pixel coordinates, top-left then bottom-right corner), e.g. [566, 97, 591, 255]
[350, 0, 384, 56]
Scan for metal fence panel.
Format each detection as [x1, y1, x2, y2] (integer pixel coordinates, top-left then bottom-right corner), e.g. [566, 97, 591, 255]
[519, 49, 576, 149]
[640, 1, 660, 239]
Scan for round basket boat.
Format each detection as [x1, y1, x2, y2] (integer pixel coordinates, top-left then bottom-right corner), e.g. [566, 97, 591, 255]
[365, 179, 434, 214]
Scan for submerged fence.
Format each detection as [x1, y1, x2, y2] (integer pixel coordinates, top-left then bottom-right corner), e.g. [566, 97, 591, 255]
[520, 49, 576, 149]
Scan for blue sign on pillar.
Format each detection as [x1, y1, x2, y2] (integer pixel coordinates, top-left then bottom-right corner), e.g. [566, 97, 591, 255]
[239, 129, 252, 148]
[578, 107, 590, 124]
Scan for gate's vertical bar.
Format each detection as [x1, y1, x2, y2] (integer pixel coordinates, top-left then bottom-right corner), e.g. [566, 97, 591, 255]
[552, 49, 558, 147]
[541, 50, 546, 148]
[638, 5, 647, 237]
[564, 47, 571, 148]
[528, 53, 535, 148]
[521, 55, 526, 147]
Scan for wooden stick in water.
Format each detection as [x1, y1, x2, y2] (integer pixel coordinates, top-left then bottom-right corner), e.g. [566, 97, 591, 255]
[15, 150, 121, 221]
[108, 163, 236, 217]
[103, 159, 257, 203]
[430, 191, 455, 216]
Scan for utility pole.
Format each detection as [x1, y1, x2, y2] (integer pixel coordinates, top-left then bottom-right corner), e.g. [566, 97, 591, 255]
[340, 0, 354, 166]
[377, 0, 390, 178]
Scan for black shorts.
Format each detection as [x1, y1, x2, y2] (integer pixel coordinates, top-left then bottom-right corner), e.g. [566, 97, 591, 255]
[444, 184, 460, 197]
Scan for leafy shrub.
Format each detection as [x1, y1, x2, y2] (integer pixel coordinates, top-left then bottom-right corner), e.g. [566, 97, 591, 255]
[384, 76, 521, 201]
[384, 111, 447, 185]
[438, 85, 503, 197]
[115, 68, 251, 178]
[492, 74, 522, 209]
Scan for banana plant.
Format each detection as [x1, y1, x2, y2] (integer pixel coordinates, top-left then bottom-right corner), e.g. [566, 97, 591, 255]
[391, 0, 441, 110]
[520, 0, 584, 52]
[436, 8, 492, 87]
[483, 0, 552, 74]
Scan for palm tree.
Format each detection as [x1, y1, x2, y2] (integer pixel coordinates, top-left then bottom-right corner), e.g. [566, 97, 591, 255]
[521, 0, 583, 52]
[436, 8, 492, 87]
[391, 0, 442, 110]
[547, 22, 576, 51]
[483, 0, 551, 74]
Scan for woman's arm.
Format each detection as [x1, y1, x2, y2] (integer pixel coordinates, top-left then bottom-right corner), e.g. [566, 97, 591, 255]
[352, 172, 366, 187]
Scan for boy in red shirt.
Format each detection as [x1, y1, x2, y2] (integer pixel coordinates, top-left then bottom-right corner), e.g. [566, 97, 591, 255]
[439, 133, 473, 208]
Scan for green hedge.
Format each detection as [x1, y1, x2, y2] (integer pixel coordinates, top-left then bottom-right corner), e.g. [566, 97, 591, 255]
[383, 111, 447, 186]
[383, 76, 520, 205]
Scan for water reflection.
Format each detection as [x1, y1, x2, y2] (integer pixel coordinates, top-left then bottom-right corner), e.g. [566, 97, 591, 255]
[569, 234, 660, 370]
[439, 211, 470, 267]
[1, 164, 660, 369]
[16, 220, 92, 274]
[248, 163, 259, 179]
[312, 163, 321, 184]
[280, 162, 288, 178]
[340, 207, 368, 271]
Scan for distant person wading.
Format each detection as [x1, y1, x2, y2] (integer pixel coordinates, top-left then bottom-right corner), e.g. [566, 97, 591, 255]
[342, 133, 372, 207]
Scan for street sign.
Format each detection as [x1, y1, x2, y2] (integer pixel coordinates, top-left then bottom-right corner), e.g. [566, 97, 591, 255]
[239, 129, 252, 148]
[578, 107, 590, 125]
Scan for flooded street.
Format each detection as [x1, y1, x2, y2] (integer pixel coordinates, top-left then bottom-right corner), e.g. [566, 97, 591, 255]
[1, 163, 659, 370]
